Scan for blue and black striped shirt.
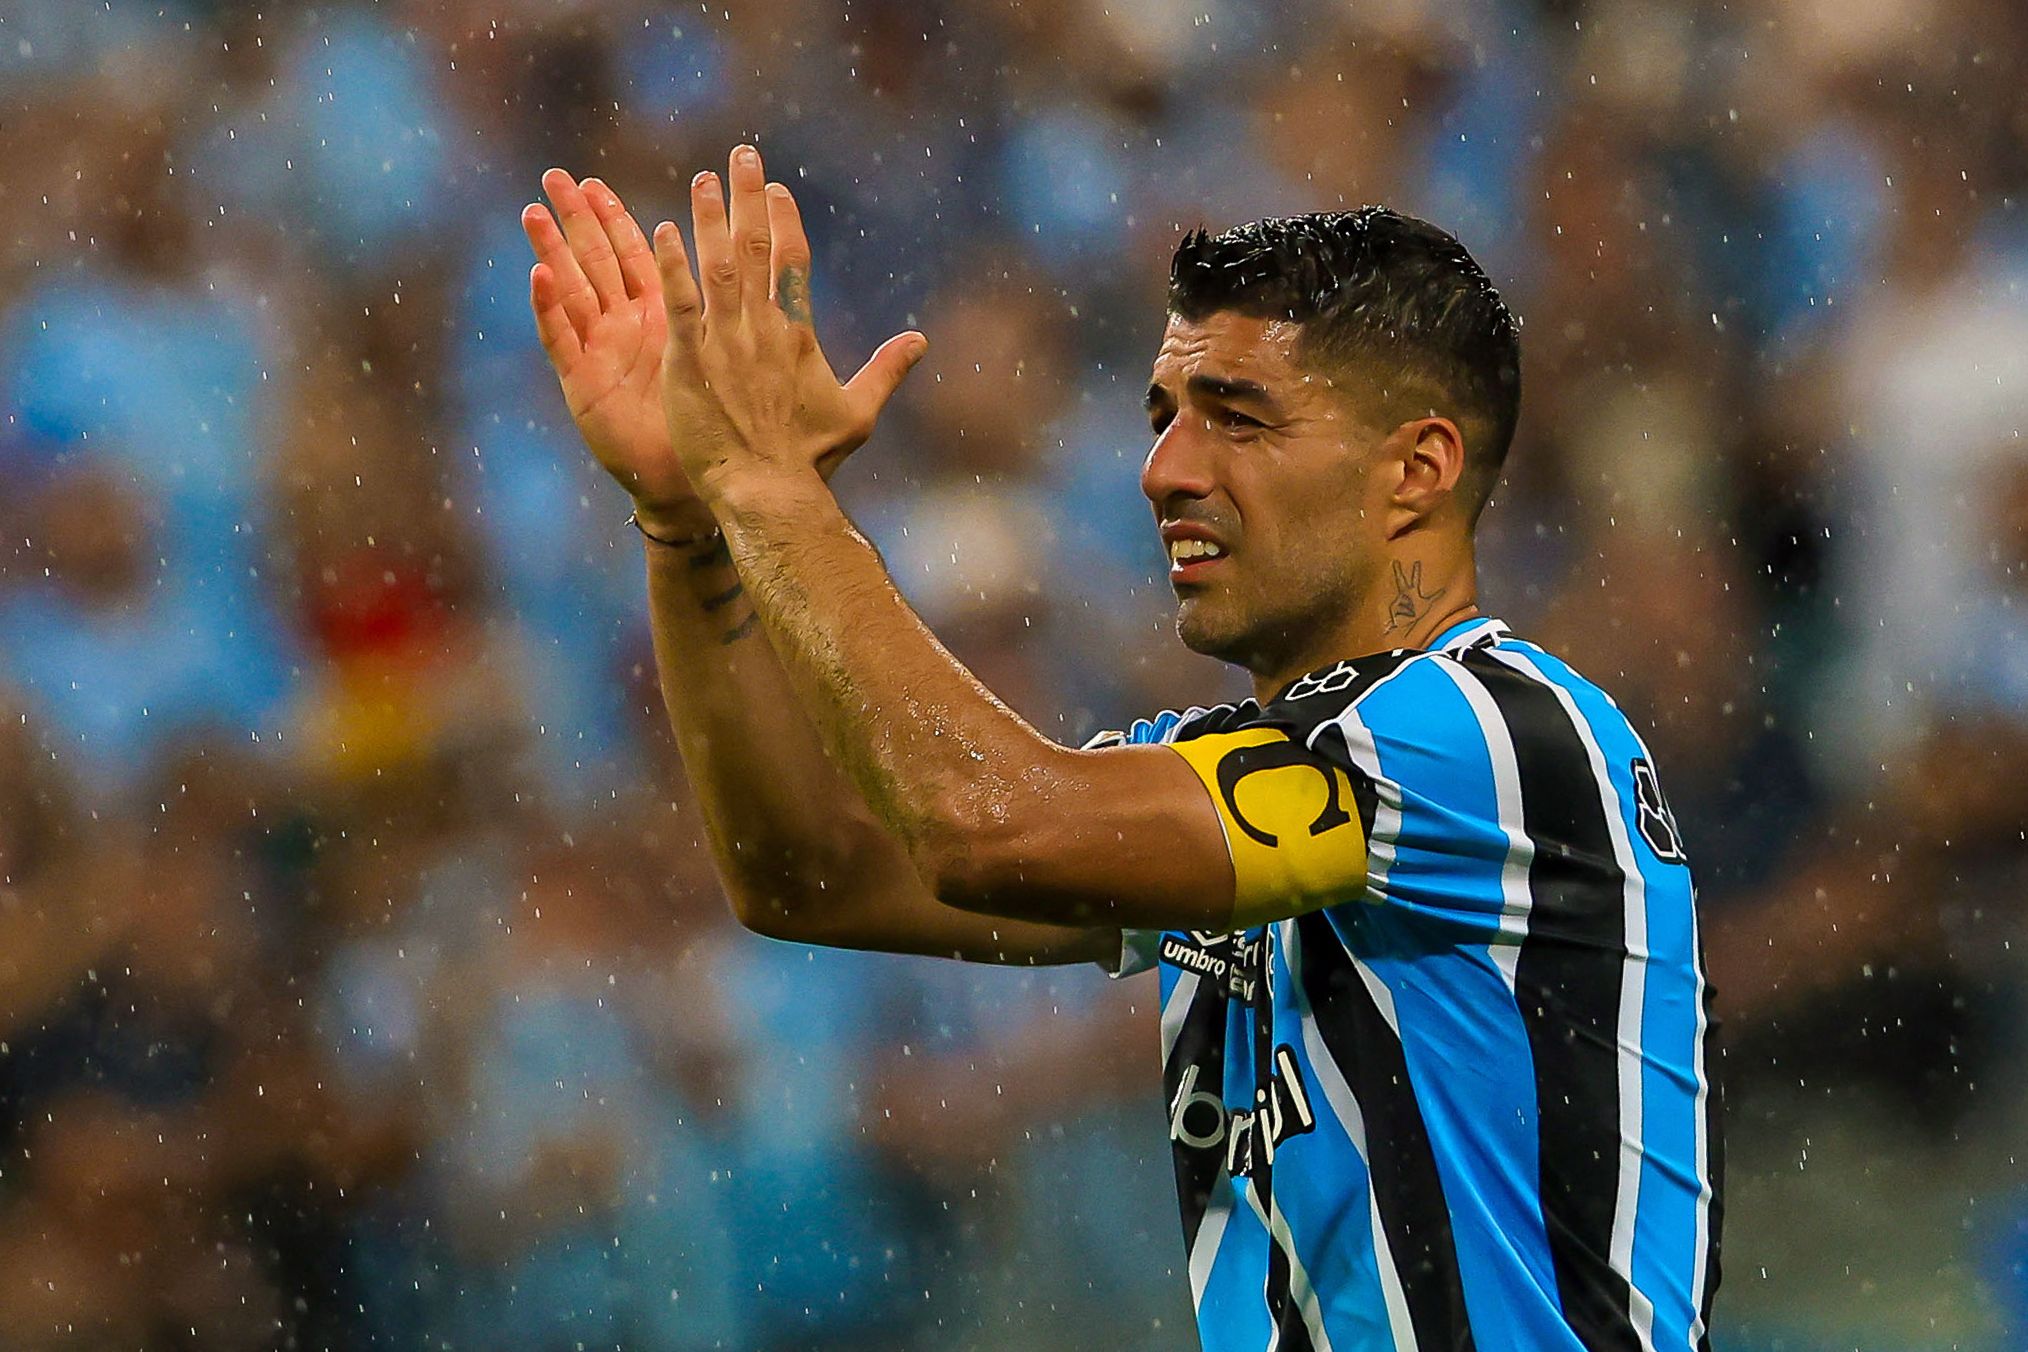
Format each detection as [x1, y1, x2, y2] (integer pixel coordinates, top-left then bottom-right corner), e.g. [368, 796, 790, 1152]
[1103, 616, 1722, 1351]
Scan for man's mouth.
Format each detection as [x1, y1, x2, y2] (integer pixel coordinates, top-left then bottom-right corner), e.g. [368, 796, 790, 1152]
[1166, 536, 1229, 581]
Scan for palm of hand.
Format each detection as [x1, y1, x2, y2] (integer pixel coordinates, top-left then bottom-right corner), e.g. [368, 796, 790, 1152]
[525, 172, 697, 512]
[562, 285, 672, 479]
[552, 254, 857, 497]
[528, 159, 921, 512]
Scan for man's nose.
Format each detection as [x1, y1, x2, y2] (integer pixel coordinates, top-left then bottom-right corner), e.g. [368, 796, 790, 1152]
[1141, 419, 1218, 508]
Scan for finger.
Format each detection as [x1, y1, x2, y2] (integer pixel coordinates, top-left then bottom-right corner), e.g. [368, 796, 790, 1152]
[529, 263, 582, 366]
[725, 144, 774, 326]
[541, 167, 627, 309]
[520, 201, 598, 341]
[650, 220, 703, 355]
[690, 170, 739, 323]
[765, 182, 815, 329]
[844, 330, 931, 414]
[581, 177, 659, 303]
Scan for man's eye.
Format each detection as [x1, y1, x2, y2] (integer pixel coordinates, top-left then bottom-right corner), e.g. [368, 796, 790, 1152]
[1150, 411, 1175, 435]
[1220, 410, 1264, 430]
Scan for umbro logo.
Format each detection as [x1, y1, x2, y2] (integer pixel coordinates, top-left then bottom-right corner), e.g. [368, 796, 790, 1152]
[1159, 931, 1260, 1002]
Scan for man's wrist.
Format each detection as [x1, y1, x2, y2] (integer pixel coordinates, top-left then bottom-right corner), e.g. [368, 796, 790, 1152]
[698, 463, 830, 519]
[630, 496, 718, 545]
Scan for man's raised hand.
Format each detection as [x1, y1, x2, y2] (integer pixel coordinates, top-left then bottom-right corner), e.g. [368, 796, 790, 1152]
[650, 144, 928, 500]
[523, 171, 702, 532]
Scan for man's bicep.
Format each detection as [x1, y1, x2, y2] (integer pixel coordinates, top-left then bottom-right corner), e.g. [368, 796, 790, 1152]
[850, 888, 1125, 967]
[774, 819, 1124, 966]
[939, 733, 1370, 932]
[926, 743, 1236, 931]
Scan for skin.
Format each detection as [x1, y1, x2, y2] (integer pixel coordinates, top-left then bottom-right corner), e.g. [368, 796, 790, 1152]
[1141, 313, 1481, 700]
[525, 144, 1487, 950]
[525, 158, 1112, 963]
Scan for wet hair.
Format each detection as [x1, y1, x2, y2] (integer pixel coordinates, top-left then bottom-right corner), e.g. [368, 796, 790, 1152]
[1168, 208, 1521, 519]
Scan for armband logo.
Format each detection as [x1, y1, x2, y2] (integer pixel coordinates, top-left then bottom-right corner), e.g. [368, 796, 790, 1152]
[1215, 738, 1354, 848]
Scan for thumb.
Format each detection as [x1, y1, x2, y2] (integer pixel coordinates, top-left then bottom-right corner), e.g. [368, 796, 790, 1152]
[844, 330, 929, 412]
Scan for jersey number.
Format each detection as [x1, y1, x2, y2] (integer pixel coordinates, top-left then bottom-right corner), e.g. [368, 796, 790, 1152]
[1631, 758, 1686, 864]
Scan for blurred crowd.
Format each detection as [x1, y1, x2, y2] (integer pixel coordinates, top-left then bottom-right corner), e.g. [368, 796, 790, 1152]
[2, 0, 2027, 1346]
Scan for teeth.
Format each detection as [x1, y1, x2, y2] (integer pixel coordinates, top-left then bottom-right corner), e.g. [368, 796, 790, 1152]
[1168, 539, 1226, 565]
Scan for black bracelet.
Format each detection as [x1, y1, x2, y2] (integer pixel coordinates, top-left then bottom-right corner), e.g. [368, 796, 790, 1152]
[626, 510, 721, 551]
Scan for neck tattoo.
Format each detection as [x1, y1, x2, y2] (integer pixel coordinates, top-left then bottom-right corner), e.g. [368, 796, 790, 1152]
[1383, 559, 1443, 636]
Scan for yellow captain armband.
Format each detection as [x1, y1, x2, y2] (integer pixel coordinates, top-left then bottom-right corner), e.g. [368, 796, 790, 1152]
[1165, 727, 1372, 926]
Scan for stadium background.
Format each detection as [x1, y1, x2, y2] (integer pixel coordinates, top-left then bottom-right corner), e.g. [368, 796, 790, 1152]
[2, 0, 2026, 1346]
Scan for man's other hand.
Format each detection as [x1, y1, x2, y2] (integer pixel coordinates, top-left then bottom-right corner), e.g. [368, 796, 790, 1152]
[649, 143, 929, 502]
[523, 171, 705, 536]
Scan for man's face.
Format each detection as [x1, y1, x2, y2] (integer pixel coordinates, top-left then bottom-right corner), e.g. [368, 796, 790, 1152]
[1142, 311, 1393, 673]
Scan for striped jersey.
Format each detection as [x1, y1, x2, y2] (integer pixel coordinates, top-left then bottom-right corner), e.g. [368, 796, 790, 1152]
[1099, 616, 1722, 1352]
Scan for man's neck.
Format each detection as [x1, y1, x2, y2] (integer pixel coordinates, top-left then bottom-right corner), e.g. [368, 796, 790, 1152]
[1248, 550, 1481, 703]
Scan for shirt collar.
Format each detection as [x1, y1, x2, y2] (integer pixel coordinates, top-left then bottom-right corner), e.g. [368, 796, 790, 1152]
[1431, 616, 1510, 652]
[1261, 618, 1511, 705]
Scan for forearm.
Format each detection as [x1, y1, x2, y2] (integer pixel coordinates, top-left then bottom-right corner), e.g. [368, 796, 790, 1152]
[641, 513, 880, 933]
[709, 472, 1090, 900]
[549, 147, 1219, 939]
[703, 470, 1237, 933]
[641, 512, 1112, 962]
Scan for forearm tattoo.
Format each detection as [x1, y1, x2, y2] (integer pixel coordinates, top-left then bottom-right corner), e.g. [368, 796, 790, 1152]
[689, 536, 761, 645]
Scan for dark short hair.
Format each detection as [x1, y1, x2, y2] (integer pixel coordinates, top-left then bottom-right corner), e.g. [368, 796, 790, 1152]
[1168, 209, 1521, 518]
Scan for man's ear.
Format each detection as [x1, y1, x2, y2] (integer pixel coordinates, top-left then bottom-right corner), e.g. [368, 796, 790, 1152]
[1390, 416, 1466, 522]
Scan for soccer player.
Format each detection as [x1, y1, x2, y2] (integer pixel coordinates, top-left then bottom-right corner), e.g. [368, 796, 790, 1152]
[523, 145, 1721, 1351]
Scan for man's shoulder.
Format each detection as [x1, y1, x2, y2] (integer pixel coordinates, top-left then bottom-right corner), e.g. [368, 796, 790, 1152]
[1263, 647, 1441, 731]
[1443, 633, 1646, 751]
[1088, 643, 1494, 755]
[1257, 625, 1645, 767]
[1088, 621, 1642, 763]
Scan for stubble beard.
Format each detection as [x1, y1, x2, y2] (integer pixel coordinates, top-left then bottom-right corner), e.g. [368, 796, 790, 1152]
[1174, 557, 1373, 683]
[1174, 583, 1305, 679]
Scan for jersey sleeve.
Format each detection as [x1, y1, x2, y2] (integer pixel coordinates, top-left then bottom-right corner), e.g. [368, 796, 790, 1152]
[1256, 650, 1532, 927]
[1159, 650, 1534, 928]
[1101, 928, 1161, 979]
[1083, 717, 1183, 977]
